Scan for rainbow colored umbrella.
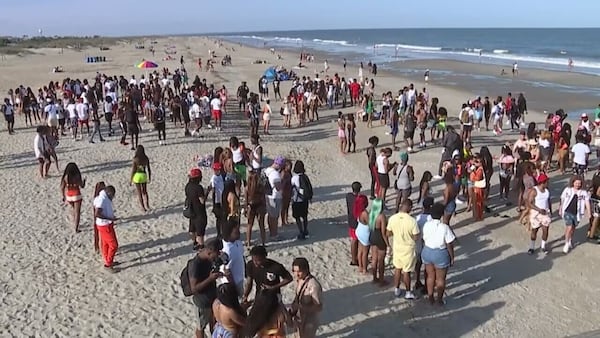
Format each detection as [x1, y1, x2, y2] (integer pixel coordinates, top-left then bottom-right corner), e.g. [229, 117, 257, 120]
[136, 60, 158, 69]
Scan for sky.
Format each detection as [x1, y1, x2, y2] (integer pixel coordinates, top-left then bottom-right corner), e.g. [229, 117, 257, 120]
[1, 0, 598, 36]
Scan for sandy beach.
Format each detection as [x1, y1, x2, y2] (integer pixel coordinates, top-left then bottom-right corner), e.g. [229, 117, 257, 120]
[1, 36, 599, 337]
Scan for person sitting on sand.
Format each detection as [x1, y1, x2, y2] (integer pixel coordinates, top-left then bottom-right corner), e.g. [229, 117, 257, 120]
[60, 162, 86, 233]
[131, 145, 151, 212]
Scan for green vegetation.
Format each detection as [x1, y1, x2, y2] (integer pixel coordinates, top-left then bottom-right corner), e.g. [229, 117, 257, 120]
[0, 36, 131, 55]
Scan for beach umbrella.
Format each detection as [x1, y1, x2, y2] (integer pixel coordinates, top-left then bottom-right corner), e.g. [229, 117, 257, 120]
[136, 60, 158, 69]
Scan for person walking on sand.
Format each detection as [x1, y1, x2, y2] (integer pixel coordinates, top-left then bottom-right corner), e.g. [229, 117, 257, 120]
[292, 160, 313, 240]
[34, 126, 51, 178]
[290, 257, 323, 338]
[60, 162, 86, 233]
[366, 136, 379, 200]
[131, 145, 151, 212]
[89, 104, 105, 143]
[246, 168, 267, 246]
[262, 99, 272, 135]
[527, 173, 551, 254]
[210, 94, 223, 131]
[559, 176, 591, 254]
[2, 98, 15, 134]
[93, 185, 119, 273]
[385, 199, 420, 300]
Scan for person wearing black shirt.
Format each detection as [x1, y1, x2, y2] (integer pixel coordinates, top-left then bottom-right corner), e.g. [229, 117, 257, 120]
[237, 81, 249, 112]
[346, 181, 363, 266]
[242, 245, 292, 304]
[189, 239, 224, 338]
[125, 107, 140, 151]
[154, 104, 166, 145]
[186, 168, 208, 250]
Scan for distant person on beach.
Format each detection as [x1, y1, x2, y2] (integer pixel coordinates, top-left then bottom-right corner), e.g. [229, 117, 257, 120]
[568, 58, 574, 71]
[61, 162, 86, 232]
[125, 104, 140, 150]
[512, 62, 518, 76]
[424, 69, 430, 83]
[2, 98, 15, 134]
[93, 185, 119, 272]
[343, 58, 347, 72]
[131, 145, 151, 212]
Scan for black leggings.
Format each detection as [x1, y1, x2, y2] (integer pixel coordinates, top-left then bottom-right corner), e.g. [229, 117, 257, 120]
[156, 122, 166, 140]
[369, 165, 376, 198]
[499, 175, 511, 198]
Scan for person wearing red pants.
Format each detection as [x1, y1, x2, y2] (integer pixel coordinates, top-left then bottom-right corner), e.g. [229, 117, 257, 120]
[93, 185, 119, 273]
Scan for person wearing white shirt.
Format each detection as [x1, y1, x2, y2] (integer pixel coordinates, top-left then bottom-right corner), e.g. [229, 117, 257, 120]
[93, 186, 120, 272]
[75, 99, 90, 136]
[421, 203, 456, 305]
[559, 176, 591, 254]
[221, 219, 245, 296]
[264, 156, 285, 240]
[44, 99, 58, 135]
[210, 96, 222, 130]
[66, 100, 79, 139]
[207, 162, 226, 238]
[33, 126, 50, 177]
[2, 98, 15, 134]
[129, 76, 137, 86]
[571, 136, 591, 174]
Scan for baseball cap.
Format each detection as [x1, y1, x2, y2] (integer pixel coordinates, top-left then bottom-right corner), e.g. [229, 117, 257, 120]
[212, 162, 223, 170]
[351, 181, 362, 192]
[273, 155, 286, 168]
[537, 173, 549, 183]
[189, 168, 202, 178]
[422, 196, 434, 208]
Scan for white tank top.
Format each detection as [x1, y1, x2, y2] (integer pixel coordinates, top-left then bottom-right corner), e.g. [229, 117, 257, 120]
[232, 148, 244, 164]
[534, 186, 550, 211]
[251, 145, 262, 169]
[376, 154, 386, 174]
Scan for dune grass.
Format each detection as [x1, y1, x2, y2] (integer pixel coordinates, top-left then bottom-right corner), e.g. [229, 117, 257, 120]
[0, 36, 131, 55]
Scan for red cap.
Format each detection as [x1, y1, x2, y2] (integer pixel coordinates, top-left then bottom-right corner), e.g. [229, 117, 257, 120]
[189, 168, 202, 178]
[537, 173, 549, 184]
[212, 162, 223, 170]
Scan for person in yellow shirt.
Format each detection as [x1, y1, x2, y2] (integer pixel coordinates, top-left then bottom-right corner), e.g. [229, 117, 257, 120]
[385, 199, 420, 299]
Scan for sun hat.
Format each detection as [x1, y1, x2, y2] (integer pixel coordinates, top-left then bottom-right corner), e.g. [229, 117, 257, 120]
[189, 168, 202, 178]
[273, 155, 286, 167]
[536, 173, 549, 183]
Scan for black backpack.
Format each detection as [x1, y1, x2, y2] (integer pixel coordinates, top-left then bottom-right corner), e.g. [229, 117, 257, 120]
[154, 107, 165, 122]
[299, 174, 313, 201]
[180, 257, 195, 297]
[259, 171, 273, 196]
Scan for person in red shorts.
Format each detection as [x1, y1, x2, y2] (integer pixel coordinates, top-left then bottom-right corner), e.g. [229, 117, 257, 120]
[93, 185, 120, 273]
[345, 181, 364, 266]
[210, 95, 223, 131]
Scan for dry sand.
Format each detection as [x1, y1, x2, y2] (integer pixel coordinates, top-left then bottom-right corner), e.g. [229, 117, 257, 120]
[0, 36, 599, 337]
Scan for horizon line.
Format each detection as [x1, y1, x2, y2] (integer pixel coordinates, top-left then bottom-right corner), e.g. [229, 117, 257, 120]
[3, 27, 599, 39]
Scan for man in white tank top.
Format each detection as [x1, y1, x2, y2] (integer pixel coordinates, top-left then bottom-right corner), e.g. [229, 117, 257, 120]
[527, 174, 551, 254]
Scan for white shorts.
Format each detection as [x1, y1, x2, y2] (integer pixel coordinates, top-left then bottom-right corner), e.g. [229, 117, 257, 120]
[530, 210, 551, 229]
[263, 113, 271, 121]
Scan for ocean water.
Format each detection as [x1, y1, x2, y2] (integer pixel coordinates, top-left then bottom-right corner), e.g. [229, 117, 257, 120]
[218, 28, 600, 75]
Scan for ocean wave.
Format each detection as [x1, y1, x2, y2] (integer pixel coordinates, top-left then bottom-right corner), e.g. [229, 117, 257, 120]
[312, 39, 357, 46]
[373, 43, 442, 51]
[493, 49, 510, 54]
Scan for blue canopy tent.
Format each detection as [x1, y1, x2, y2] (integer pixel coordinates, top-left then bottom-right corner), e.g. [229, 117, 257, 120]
[263, 67, 277, 82]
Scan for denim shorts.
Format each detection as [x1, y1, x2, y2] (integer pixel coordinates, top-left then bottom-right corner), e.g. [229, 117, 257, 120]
[444, 200, 456, 215]
[421, 246, 451, 269]
[563, 212, 579, 227]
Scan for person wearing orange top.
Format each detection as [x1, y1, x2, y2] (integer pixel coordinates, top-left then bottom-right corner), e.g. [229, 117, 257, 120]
[470, 155, 486, 221]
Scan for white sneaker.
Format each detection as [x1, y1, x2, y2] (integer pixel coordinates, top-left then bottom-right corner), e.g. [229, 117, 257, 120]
[394, 288, 402, 297]
[568, 240, 573, 249]
[455, 198, 464, 205]
[563, 243, 570, 254]
[407, 147, 412, 152]
[404, 291, 415, 300]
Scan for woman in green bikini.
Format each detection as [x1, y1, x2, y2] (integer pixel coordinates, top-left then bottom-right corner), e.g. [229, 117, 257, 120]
[131, 145, 151, 212]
